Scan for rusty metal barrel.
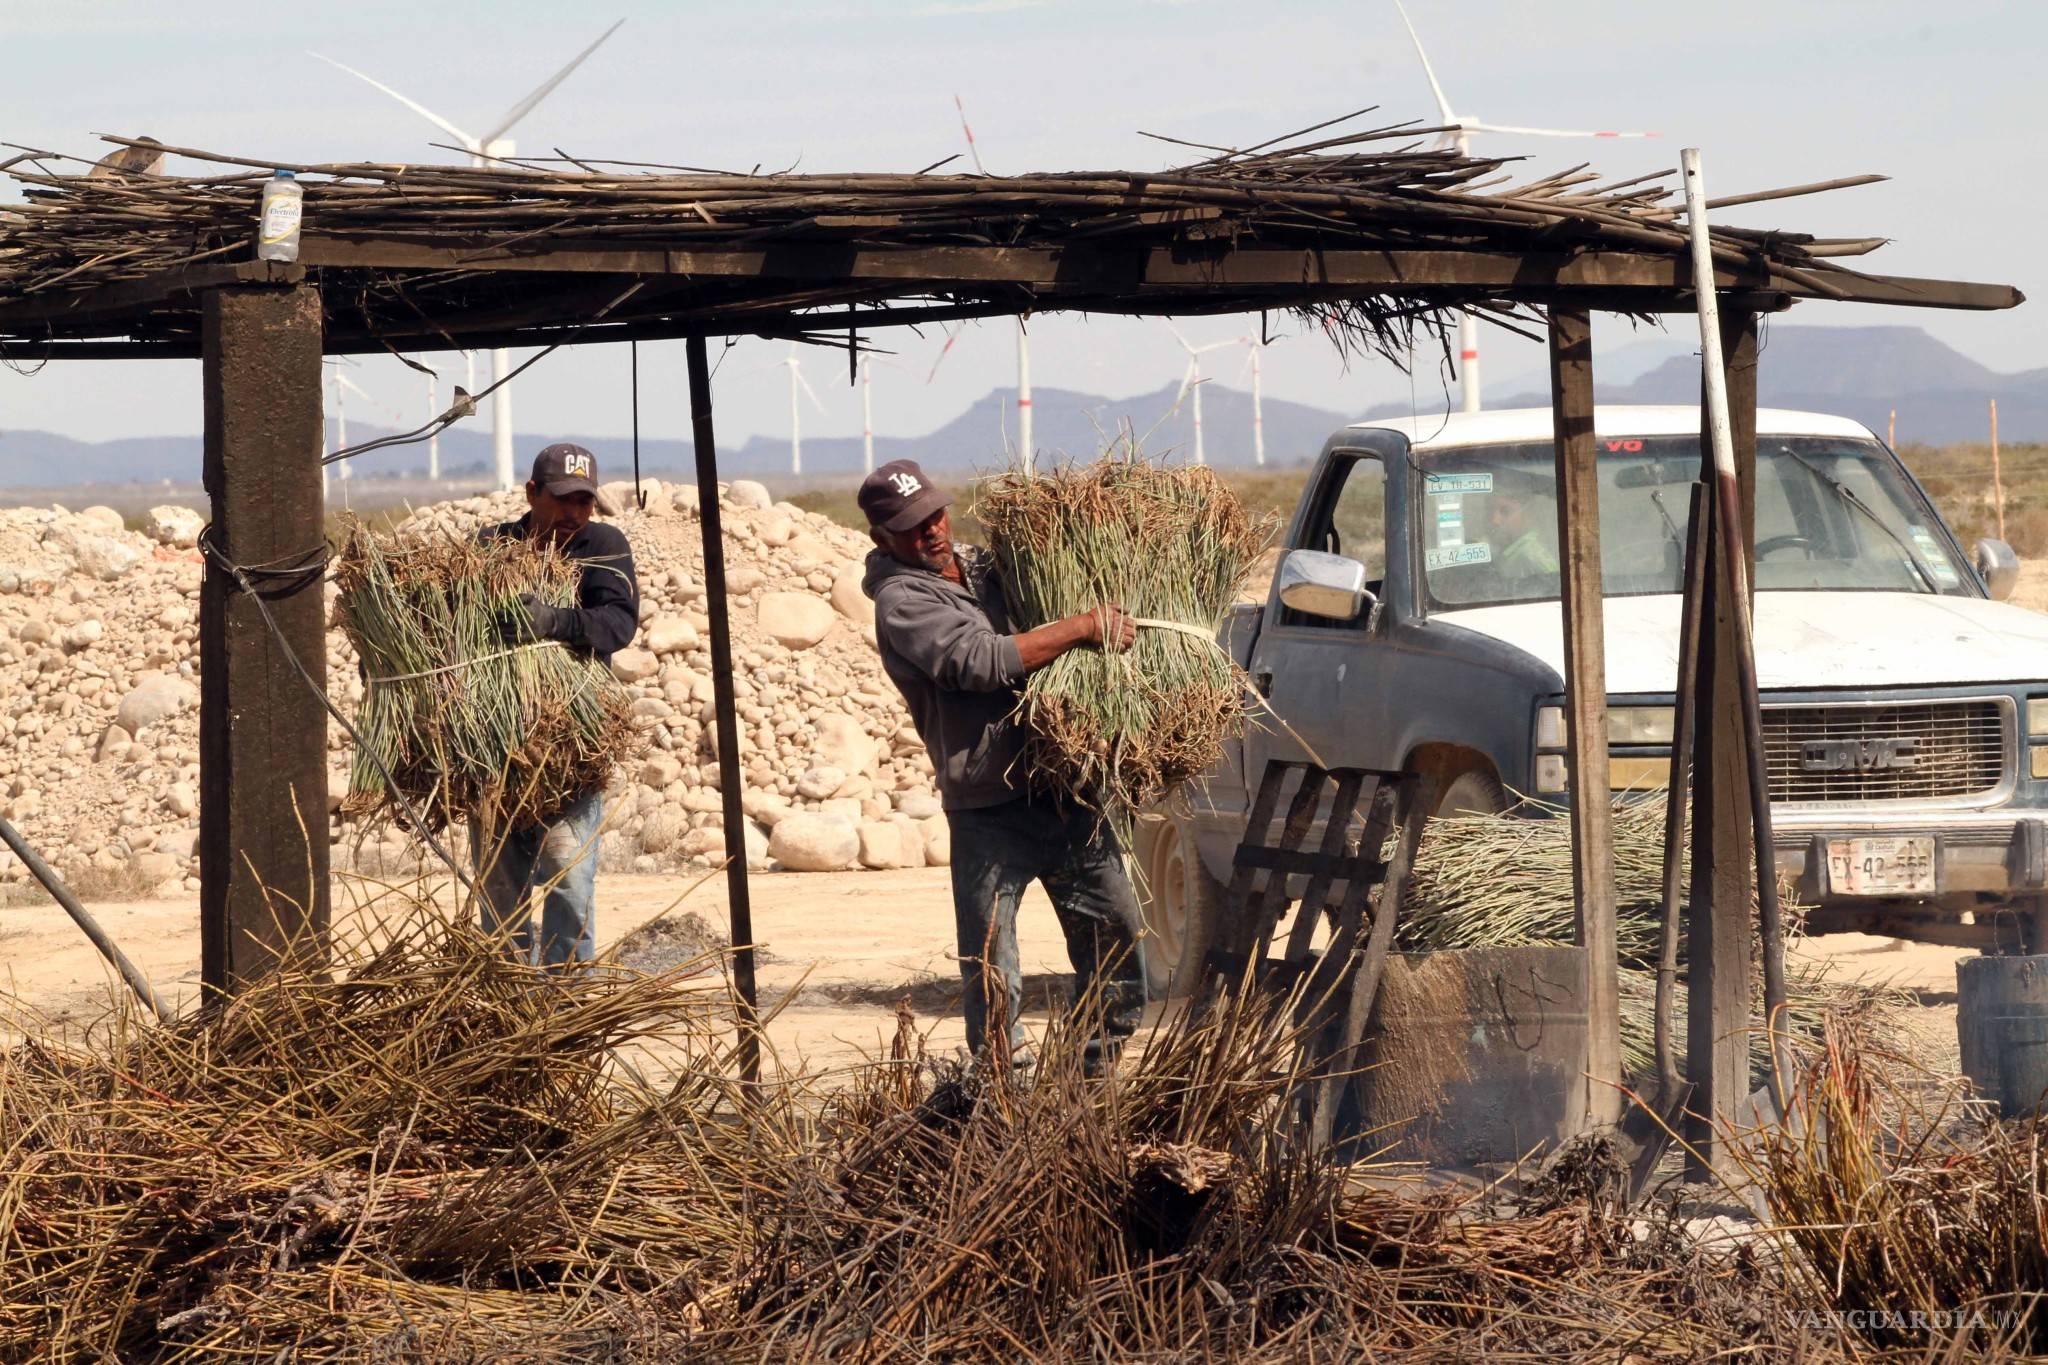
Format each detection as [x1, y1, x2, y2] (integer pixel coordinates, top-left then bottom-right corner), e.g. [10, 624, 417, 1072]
[1958, 955, 2048, 1118]
[1347, 945, 1590, 1166]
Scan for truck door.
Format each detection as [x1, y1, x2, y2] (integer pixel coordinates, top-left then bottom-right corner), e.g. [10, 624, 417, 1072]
[1244, 449, 1399, 783]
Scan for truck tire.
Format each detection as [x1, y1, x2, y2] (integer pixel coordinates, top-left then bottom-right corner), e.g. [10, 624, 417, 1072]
[1436, 767, 1509, 817]
[1137, 811, 1226, 999]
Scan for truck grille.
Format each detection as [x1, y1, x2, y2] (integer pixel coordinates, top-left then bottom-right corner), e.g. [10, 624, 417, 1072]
[1762, 700, 2008, 804]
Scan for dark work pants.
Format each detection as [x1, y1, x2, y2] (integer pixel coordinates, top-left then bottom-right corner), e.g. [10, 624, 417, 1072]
[946, 796, 1148, 1058]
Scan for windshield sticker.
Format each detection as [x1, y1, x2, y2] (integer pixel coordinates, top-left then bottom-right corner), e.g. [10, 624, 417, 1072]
[1435, 500, 1465, 548]
[1906, 526, 1962, 587]
[1425, 472, 1493, 495]
[1426, 542, 1492, 570]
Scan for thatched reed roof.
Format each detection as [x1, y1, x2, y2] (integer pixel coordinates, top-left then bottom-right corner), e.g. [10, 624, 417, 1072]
[0, 117, 2020, 361]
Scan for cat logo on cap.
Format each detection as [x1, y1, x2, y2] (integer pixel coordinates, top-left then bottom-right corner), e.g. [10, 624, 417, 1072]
[563, 450, 592, 479]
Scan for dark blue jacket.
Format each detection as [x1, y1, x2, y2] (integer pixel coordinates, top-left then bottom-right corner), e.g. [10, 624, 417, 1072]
[480, 514, 640, 664]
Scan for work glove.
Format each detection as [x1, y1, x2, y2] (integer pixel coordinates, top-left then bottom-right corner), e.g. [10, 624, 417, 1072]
[495, 593, 573, 645]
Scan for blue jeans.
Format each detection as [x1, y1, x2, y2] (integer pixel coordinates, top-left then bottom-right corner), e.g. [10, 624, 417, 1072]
[472, 790, 606, 968]
[947, 796, 1147, 1058]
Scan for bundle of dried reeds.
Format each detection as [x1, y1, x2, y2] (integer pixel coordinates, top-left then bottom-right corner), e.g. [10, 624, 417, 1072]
[334, 521, 636, 832]
[1743, 1013, 2048, 1355]
[977, 455, 1271, 811]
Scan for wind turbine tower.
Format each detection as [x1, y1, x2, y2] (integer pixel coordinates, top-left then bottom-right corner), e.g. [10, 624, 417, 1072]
[952, 95, 1035, 473]
[314, 21, 625, 490]
[1391, 0, 1657, 411]
[1165, 324, 1240, 466]
[782, 344, 825, 476]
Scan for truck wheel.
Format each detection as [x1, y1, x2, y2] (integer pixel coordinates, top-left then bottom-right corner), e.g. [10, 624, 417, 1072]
[1138, 812, 1225, 999]
[1435, 767, 1509, 817]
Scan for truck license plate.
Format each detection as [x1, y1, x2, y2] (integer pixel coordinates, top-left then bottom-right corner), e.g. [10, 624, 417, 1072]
[1826, 837, 1936, 896]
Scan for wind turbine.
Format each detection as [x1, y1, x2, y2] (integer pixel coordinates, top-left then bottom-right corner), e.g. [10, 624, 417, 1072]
[781, 344, 826, 477]
[1234, 334, 1267, 467]
[951, 94, 1035, 473]
[1390, 0, 1658, 412]
[313, 21, 625, 490]
[1164, 324, 1239, 466]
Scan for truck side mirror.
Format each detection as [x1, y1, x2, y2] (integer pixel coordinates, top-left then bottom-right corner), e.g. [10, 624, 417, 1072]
[1975, 537, 2019, 601]
[1277, 549, 1375, 620]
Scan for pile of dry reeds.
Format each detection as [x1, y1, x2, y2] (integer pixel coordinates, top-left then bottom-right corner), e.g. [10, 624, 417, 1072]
[1404, 799, 1861, 1082]
[334, 521, 636, 833]
[977, 455, 1271, 812]
[0, 123, 1900, 364]
[1744, 1013, 2048, 1355]
[0, 882, 1837, 1362]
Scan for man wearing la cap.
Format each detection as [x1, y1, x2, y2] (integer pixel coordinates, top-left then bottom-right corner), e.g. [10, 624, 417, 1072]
[860, 458, 1146, 1073]
[475, 442, 640, 967]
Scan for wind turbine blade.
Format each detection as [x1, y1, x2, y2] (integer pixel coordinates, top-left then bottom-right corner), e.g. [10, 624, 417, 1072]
[926, 327, 961, 384]
[478, 19, 626, 148]
[1163, 320, 1195, 354]
[1463, 119, 1661, 139]
[1390, 0, 1458, 127]
[1169, 360, 1198, 412]
[794, 364, 826, 411]
[951, 94, 988, 175]
[310, 52, 480, 150]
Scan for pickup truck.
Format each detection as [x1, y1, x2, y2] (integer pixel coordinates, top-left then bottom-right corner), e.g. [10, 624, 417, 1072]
[1136, 404, 2045, 994]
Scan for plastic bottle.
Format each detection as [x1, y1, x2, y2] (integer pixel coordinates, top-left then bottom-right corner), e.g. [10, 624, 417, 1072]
[256, 170, 302, 263]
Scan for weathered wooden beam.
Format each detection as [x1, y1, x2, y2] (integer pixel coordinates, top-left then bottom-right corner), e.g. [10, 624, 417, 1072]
[0, 260, 303, 326]
[1548, 305, 1622, 1127]
[271, 238, 2018, 310]
[198, 284, 329, 995]
[1685, 309, 1760, 1177]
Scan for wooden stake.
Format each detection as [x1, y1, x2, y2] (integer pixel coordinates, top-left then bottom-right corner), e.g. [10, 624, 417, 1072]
[199, 284, 330, 995]
[1548, 304, 1622, 1127]
[1992, 398, 2005, 541]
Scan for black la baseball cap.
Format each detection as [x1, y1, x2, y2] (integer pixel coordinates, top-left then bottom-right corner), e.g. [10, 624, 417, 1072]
[531, 443, 614, 514]
[858, 459, 950, 534]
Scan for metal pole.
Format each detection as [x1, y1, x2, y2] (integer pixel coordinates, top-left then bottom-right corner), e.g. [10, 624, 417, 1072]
[0, 814, 166, 1019]
[686, 334, 762, 1085]
[1250, 342, 1265, 466]
[1016, 320, 1033, 475]
[1682, 147, 1792, 1110]
[862, 355, 875, 474]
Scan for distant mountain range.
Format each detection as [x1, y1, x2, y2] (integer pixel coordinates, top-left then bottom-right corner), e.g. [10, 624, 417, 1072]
[0, 325, 2037, 488]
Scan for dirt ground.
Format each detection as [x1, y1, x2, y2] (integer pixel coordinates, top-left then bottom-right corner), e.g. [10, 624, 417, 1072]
[7, 559, 2040, 1073]
[0, 861, 1978, 1080]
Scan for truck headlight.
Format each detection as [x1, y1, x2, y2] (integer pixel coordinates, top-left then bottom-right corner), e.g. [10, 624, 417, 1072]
[1534, 754, 1568, 793]
[1607, 706, 1675, 746]
[1535, 705, 1566, 749]
[2030, 697, 2048, 737]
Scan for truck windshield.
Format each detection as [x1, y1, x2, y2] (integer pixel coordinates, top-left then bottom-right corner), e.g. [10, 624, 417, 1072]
[1415, 435, 1975, 610]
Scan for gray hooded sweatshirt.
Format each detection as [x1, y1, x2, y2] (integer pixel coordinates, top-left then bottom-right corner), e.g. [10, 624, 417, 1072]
[863, 545, 1027, 811]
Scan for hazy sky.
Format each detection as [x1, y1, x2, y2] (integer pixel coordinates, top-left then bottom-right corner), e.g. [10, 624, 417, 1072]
[3, 0, 2041, 462]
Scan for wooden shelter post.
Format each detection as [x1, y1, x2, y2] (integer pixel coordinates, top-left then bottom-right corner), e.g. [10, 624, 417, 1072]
[1548, 305, 1622, 1125]
[1685, 309, 1761, 1175]
[685, 335, 762, 1085]
[198, 284, 330, 995]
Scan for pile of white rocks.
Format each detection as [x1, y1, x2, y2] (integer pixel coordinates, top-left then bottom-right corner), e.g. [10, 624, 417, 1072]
[385, 477, 946, 879]
[0, 479, 948, 900]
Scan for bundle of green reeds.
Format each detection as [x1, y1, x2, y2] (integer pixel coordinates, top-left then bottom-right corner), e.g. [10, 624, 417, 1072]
[1404, 799, 1857, 1083]
[976, 455, 1271, 811]
[335, 523, 636, 833]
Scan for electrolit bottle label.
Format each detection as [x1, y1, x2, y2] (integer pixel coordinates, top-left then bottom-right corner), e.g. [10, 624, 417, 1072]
[260, 197, 302, 244]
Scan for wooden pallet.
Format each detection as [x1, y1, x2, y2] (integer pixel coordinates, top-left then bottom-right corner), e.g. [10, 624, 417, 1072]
[1204, 759, 1440, 1145]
